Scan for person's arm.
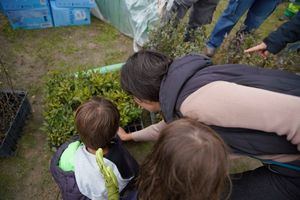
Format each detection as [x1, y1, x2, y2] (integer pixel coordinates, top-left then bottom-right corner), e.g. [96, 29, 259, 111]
[245, 12, 300, 55]
[118, 120, 167, 142]
[244, 42, 269, 58]
[180, 81, 300, 150]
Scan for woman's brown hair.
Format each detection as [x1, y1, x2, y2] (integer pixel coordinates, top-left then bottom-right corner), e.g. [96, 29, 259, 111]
[137, 118, 230, 200]
[121, 50, 172, 102]
[75, 96, 120, 150]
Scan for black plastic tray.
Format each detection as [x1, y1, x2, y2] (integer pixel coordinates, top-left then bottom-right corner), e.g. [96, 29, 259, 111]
[124, 110, 159, 133]
[0, 91, 31, 157]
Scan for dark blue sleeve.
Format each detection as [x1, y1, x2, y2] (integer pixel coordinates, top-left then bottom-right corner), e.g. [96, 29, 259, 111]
[263, 12, 300, 54]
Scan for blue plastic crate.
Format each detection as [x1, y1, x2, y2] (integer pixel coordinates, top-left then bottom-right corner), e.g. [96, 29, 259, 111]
[0, 2, 4, 14]
[55, 0, 95, 8]
[6, 7, 53, 29]
[1, 0, 49, 10]
[50, 1, 90, 27]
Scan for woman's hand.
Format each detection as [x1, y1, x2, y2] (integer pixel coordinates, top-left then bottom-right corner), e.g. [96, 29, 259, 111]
[244, 42, 269, 58]
[117, 127, 133, 141]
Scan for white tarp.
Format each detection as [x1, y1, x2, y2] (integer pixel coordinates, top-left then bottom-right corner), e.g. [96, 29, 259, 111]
[92, 0, 174, 50]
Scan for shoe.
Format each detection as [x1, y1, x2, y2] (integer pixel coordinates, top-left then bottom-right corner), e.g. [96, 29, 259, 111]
[204, 46, 216, 57]
[236, 25, 251, 36]
[183, 27, 197, 43]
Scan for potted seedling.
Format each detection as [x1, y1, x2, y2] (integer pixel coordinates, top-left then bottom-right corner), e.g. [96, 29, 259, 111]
[0, 59, 31, 157]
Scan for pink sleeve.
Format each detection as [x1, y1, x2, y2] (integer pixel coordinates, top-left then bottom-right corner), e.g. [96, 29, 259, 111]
[131, 120, 167, 142]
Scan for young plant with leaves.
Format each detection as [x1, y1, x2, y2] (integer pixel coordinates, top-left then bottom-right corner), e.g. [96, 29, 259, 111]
[216, 31, 300, 72]
[43, 71, 142, 148]
[144, 19, 208, 58]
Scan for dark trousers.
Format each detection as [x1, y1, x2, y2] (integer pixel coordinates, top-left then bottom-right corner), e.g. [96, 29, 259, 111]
[230, 166, 300, 200]
[175, 0, 220, 28]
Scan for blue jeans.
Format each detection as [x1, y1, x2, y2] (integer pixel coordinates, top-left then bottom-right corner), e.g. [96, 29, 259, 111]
[207, 0, 281, 48]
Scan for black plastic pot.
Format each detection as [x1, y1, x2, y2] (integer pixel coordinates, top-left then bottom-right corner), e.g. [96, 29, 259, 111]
[0, 91, 31, 157]
[124, 119, 144, 133]
[124, 110, 159, 133]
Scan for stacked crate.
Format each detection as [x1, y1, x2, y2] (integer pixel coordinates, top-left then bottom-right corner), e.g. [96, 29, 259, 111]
[50, 0, 95, 27]
[1, 0, 53, 29]
[0, 0, 96, 29]
[0, 2, 4, 14]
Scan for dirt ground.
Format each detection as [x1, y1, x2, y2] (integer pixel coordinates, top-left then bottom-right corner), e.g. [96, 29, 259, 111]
[0, 13, 136, 199]
[0, 1, 294, 199]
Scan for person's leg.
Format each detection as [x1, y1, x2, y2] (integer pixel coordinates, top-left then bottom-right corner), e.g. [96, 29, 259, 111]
[243, 0, 281, 32]
[183, 0, 220, 42]
[163, 0, 194, 27]
[162, 0, 197, 40]
[172, 0, 198, 22]
[206, 0, 255, 50]
[176, 0, 198, 7]
[230, 166, 300, 200]
[188, 0, 220, 28]
[205, 0, 255, 56]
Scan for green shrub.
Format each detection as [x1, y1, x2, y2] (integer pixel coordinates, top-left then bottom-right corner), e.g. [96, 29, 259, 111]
[43, 70, 142, 148]
[145, 21, 299, 73]
[144, 20, 208, 58]
[215, 31, 300, 73]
